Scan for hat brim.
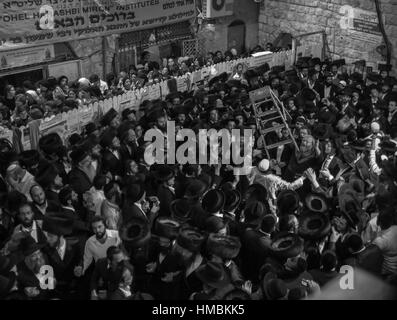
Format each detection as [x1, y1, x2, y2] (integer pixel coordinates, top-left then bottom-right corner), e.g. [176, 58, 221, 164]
[195, 265, 229, 289]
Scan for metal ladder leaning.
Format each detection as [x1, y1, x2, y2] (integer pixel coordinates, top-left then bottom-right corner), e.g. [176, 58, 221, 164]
[249, 86, 299, 160]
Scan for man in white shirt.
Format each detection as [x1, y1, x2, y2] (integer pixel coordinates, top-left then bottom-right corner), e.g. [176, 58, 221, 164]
[82, 216, 121, 274]
[373, 210, 397, 276]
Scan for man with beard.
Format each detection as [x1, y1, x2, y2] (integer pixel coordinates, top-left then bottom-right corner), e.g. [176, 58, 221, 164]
[100, 128, 123, 180]
[41, 215, 83, 299]
[100, 181, 122, 231]
[34, 162, 63, 205]
[317, 72, 337, 100]
[155, 165, 176, 218]
[15, 234, 52, 300]
[14, 202, 47, 244]
[68, 146, 96, 195]
[118, 125, 139, 164]
[82, 216, 121, 275]
[29, 184, 60, 221]
[90, 245, 130, 300]
[58, 185, 89, 237]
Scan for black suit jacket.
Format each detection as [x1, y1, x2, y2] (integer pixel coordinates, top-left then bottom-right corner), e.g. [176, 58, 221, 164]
[122, 202, 155, 228]
[157, 185, 175, 217]
[31, 200, 60, 221]
[42, 238, 82, 287]
[102, 149, 123, 177]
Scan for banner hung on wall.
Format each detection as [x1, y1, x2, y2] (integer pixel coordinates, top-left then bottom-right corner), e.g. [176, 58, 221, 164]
[0, 0, 196, 51]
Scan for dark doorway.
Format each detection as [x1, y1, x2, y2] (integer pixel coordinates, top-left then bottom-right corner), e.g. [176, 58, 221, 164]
[0, 67, 45, 94]
[228, 20, 246, 54]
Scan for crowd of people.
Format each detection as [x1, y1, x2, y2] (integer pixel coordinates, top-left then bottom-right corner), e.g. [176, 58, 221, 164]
[0, 45, 397, 300]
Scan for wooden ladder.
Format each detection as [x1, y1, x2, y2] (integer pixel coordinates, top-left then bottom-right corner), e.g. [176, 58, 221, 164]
[250, 86, 299, 160]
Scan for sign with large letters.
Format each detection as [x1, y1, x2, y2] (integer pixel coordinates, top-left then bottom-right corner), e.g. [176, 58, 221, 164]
[0, 0, 196, 51]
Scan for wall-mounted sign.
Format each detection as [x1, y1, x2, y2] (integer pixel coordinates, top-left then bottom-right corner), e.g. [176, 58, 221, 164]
[339, 5, 383, 45]
[0, 44, 54, 70]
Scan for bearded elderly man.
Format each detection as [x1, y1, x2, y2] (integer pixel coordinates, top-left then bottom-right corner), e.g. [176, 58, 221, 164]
[6, 163, 36, 201]
[248, 159, 318, 214]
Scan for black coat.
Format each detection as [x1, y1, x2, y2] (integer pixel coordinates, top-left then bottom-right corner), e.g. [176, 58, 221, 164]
[157, 184, 175, 218]
[41, 238, 82, 296]
[101, 149, 123, 178]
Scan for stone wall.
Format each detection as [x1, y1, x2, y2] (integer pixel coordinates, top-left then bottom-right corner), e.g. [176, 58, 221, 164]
[258, 0, 397, 72]
[197, 0, 259, 54]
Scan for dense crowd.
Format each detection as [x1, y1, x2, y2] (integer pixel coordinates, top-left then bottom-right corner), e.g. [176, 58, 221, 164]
[0, 46, 397, 300]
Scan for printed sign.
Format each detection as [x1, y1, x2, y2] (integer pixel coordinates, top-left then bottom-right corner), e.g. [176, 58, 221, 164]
[251, 51, 273, 68]
[0, 0, 196, 51]
[339, 5, 383, 44]
[0, 44, 54, 69]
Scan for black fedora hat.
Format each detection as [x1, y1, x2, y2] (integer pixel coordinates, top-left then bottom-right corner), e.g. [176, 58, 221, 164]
[35, 162, 59, 189]
[18, 150, 40, 169]
[17, 234, 46, 257]
[184, 179, 208, 199]
[153, 164, 175, 182]
[305, 193, 328, 213]
[301, 88, 317, 101]
[244, 183, 268, 204]
[154, 217, 180, 239]
[176, 226, 205, 253]
[270, 232, 304, 259]
[39, 133, 63, 155]
[101, 108, 118, 126]
[195, 262, 229, 289]
[222, 188, 241, 212]
[125, 183, 145, 203]
[69, 146, 90, 165]
[206, 233, 241, 259]
[202, 189, 225, 214]
[244, 200, 266, 227]
[298, 212, 331, 240]
[119, 217, 151, 248]
[312, 123, 334, 141]
[100, 128, 117, 148]
[170, 198, 192, 223]
[42, 214, 74, 236]
[277, 190, 300, 216]
[85, 122, 98, 136]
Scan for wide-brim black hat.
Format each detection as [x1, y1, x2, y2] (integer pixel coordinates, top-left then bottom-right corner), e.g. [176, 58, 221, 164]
[69, 146, 90, 165]
[202, 189, 225, 214]
[18, 150, 40, 169]
[195, 262, 229, 289]
[270, 232, 304, 259]
[176, 226, 205, 253]
[312, 123, 334, 141]
[206, 234, 241, 259]
[170, 199, 192, 223]
[101, 108, 118, 126]
[35, 162, 59, 189]
[152, 164, 175, 182]
[244, 183, 268, 205]
[18, 234, 46, 257]
[298, 212, 331, 240]
[119, 218, 151, 248]
[378, 64, 392, 72]
[222, 188, 241, 212]
[276, 190, 300, 216]
[331, 59, 346, 68]
[184, 179, 208, 199]
[125, 183, 145, 203]
[42, 214, 74, 236]
[367, 72, 381, 83]
[226, 79, 242, 89]
[301, 88, 317, 101]
[154, 217, 180, 239]
[305, 193, 328, 213]
[100, 128, 117, 148]
[39, 133, 63, 155]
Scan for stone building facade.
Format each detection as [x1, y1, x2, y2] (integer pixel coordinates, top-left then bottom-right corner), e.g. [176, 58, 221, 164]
[258, 0, 397, 72]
